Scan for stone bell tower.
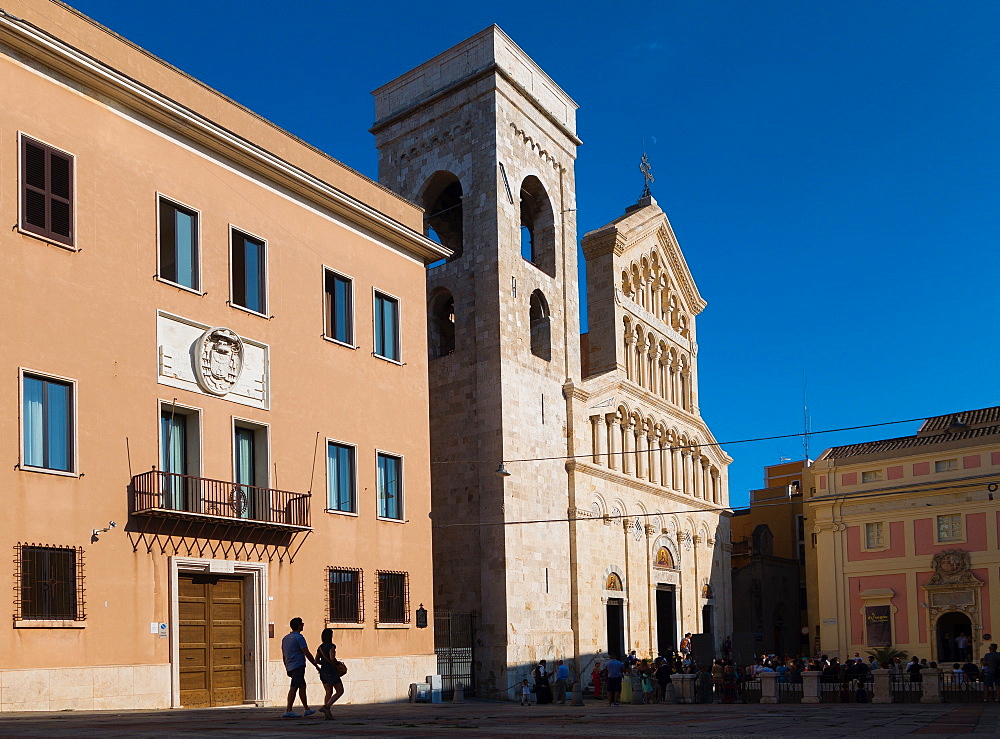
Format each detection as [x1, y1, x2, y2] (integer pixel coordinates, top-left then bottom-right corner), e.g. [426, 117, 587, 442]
[372, 27, 582, 692]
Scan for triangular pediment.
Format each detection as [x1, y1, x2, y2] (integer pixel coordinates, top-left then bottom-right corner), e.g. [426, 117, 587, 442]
[582, 198, 706, 315]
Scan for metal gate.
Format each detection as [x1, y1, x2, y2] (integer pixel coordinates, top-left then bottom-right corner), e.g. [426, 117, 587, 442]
[435, 611, 475, 698]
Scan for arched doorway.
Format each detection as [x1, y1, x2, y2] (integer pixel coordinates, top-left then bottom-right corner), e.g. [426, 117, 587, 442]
[935, 611, 973, 662]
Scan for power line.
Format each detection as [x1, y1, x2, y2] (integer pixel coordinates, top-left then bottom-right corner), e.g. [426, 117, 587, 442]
[430, 414, 930, 466]
[429, 477, 997, 530]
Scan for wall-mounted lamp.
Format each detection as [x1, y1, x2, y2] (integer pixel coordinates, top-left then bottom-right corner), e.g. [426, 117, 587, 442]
[416, 604, 428, 629]
[92, 520, 117, 540]
[495, 462, 511, 478]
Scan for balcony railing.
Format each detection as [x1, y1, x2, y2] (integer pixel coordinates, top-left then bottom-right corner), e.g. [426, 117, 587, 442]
[132, 470, 311, 530]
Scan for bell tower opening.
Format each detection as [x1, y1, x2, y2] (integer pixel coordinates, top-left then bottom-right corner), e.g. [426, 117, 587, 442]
[421, 171, 463, 265]
[519, 175, 555, 276]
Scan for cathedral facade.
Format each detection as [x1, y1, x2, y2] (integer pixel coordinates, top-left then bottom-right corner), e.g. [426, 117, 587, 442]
[372, 26, 731, 696]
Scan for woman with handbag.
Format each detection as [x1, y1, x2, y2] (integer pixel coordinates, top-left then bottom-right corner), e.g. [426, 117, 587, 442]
[316, 628, 346, 719]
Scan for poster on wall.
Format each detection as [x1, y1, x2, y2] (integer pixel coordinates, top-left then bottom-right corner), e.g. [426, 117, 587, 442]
[865, 605, 892, 647]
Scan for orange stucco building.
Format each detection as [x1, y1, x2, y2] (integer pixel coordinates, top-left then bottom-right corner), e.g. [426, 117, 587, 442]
[1, 0, 447, 710]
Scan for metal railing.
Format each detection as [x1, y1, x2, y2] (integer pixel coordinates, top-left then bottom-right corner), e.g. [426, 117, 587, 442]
[942, 671, 984, 703]
[890, 672, 923, 703]
[132, 470, 311, 528]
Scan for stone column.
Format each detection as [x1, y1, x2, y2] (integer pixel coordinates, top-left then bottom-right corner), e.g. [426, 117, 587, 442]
[759, 671, 778, 704]
[596, 415, 608, 466]
[800, 671, 821, 704]
[660, 443, 671, 488]
[648, 434, 659, 484]
[670, 446, 679, 490]
[920, 668, 942, 703]
[607, 415, 620, 471]
[590, 415, 601, 463]
[694, 458, 704, 499]
[674, 673, 696, 704]
[622, 423, 634, 475]
[871, 669, 892, 704]
[711, 468, 720, 503]
[634, 427, 645, 479]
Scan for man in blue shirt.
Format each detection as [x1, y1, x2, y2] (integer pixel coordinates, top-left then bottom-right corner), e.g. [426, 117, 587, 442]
[604, 655, 624, 706]
[554, 660, 570, 704]
[281, 617, 320, 718]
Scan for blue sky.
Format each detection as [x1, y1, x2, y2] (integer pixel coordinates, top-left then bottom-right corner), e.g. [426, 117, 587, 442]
[66, 0, 998, 505]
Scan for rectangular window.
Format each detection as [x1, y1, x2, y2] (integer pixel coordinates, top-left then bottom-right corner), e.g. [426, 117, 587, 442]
[864, 522, 885, 549]
[158, 197, 199, 290]
[936, 514, 962, 542]
[935, 459, 958, 473]
[20, 135, 74, 246]
[377, 452, 402, 520]
[861, 470, 882, 483]
[231, 229, 267, 314]
[327, 568, 363, 623]
[374, 291, 400, 361]
[327, 442, 356, 513]
[376, 571, 409, 624]
[159, 404, 200, 511]
[22, 373, 74, 472]
[234, 422, 268, 520]
[324, 270, 354, 345]
[16, 544, 84, 621]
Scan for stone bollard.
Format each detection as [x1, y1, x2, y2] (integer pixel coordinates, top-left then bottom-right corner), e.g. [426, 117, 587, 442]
[759, 671, 778, 704]
[800, 670, 821, 704]
[920, 669, 942, 704]
[674, 674, 696, 704]
[871, 669, 893, 704]
[632, 677, 644, 704]
[571, 682, 584, 706]
[452, 682, 465, 704]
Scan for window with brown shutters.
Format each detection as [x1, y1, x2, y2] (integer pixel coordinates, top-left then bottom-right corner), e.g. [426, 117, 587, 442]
[20, 136, 74, 247]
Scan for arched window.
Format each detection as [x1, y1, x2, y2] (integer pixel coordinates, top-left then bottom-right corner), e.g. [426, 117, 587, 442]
[428, 289, 455, 358]
[529, 290, 551, 361]
[519, 176, 555, 276]
[421, 172, 463, 265]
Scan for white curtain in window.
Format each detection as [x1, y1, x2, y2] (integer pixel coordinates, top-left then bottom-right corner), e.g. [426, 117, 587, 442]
[23, 378, 44, 467]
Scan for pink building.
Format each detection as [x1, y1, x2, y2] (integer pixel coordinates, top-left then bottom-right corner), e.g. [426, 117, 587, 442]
[807, 406, 999, 662]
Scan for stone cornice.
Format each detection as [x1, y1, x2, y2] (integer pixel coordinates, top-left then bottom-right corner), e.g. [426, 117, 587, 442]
[0, 9, 450, 264]
[567, 459, 724, 512]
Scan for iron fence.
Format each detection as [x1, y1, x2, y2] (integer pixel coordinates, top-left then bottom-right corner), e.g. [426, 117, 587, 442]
[740, 677, 761, 703]
[942, 672, 983, 703]
[132, 470, 310, 527]
[778, 680, 803, 703]
[435, 611, 475, 699]
[890, 672, 923, 703]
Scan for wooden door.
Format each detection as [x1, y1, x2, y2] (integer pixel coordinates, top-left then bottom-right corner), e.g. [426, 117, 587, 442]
[178, 574, 246, 707]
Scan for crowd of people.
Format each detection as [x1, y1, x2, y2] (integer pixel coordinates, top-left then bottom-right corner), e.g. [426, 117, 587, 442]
[522, 640, 1000, 705]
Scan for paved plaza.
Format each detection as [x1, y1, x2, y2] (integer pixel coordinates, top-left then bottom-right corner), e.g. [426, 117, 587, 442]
[0, 700, 996, 737]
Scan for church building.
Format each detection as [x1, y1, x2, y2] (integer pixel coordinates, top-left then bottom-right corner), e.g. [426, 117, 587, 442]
[372, 26, 732, 696]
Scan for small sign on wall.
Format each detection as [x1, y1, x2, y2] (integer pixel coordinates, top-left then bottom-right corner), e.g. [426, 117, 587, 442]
[158, 623, 168, 639]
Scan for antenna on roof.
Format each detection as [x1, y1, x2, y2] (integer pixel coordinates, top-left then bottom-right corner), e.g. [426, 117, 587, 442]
[802, 374, 811, 460]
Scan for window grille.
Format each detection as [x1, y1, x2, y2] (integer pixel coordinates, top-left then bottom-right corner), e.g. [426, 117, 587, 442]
[327, 567, 363, 623]
[14, 543, 85, 621]
[376, 570, 409, 624]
